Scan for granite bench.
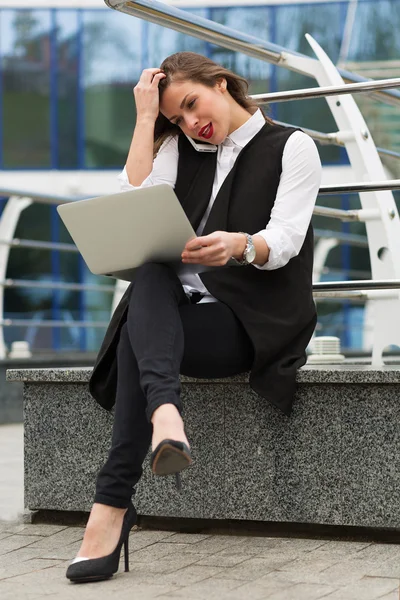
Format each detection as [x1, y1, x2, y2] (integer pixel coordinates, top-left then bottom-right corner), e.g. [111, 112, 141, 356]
[6, 365, 400, 529]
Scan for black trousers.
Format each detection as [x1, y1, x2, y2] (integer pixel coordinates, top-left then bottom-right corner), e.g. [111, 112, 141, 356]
[95, 263, 254, 508]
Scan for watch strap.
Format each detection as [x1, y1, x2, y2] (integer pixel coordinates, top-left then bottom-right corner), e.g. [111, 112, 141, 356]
[231, 232, 254, 266]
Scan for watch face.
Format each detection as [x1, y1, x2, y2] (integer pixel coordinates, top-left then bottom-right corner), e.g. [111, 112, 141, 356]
[246, 244, 257, 264]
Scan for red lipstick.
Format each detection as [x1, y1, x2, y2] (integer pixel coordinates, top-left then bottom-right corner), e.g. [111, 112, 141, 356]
[198, 122, 213, 139]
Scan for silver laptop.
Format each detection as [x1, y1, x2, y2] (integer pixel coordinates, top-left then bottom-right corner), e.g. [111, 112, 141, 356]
[57, 184, 196, 281]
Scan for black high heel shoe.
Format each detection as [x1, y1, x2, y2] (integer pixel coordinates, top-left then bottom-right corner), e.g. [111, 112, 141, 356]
[151, 439, 192, 491]
[66, 502, 137, 583]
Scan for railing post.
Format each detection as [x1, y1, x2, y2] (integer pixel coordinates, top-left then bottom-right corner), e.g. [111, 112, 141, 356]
[0, 196, 32, 359]
[286, 35, 400, 364]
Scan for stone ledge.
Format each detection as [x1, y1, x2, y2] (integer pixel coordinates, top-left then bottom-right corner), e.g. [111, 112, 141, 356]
[10, 364, 400, 529]
[6, 363, 400, 384]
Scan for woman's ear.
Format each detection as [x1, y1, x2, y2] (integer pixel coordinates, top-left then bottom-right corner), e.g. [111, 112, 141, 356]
[216, 77, 227, 92]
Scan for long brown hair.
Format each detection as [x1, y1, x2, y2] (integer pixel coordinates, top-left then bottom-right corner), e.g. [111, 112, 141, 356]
[153, 51, 272, 156]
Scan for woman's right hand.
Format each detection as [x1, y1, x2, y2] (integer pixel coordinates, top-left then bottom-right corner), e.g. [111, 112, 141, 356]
[133, 68, 166, 123]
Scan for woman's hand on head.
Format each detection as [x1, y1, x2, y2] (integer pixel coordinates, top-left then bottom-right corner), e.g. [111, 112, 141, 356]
[133, 68, 166, 123]
[182, 232, 246, 267]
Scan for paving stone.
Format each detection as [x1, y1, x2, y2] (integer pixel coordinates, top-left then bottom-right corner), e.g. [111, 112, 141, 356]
[0, 582, 49, 600]
[306, 541, 372, 559]
[4, 564, 70, 585]
[129, 541, 193, 562]
[378, 591, 400, 600]
[175, 535, 247, 555]
[254, 538, 329, 553]
[226, 579, 298, 600]
[25, 527, 84, 550]
[0, 522, 399, 600]
[128, 551, 205, 578]
[38, 540, 82, 561]
[217, 556, 295, 581]
[195, 551, 252, 568]
[161, 533, 212, 544]
[358, 557, 400, 579]
[329, 577, 399, 600]
[320, 556, 400, 581]
[158, 576, 243, 599]
[0, 535, 43, 554]
[156, 564, 224, 587]
[266, 582, 337, 599]
[0, 559, 64, 581]
[322, 577, 399, 600]
[0, 547, 50, 567]
[275, 555, 344, 575]
[0, 523, 27, 534]
[127, 528, 177, 552]
[354, 544, 400, 564]
[106, 582, 182, 599]
[12, 525, 68, 537]
[269, 566, 366, 587]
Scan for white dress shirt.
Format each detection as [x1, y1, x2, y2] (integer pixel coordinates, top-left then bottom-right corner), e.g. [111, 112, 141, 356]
[118, 109, 321, 303]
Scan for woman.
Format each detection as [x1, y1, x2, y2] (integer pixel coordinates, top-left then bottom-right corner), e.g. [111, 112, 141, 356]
[66, 51, 321, 583]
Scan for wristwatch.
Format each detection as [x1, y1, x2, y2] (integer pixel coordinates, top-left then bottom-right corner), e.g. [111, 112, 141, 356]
[231, 232, 256, 266]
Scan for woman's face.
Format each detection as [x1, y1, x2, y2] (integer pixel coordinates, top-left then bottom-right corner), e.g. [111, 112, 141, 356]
[159, 79, 232, 145]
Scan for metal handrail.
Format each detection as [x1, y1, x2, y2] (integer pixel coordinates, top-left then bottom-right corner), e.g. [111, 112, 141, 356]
[0, 189, 78, 206]
[376, 148, 400, 160]
[2, 180, 400, 214]
[314, 230, 368, 248]
[1, 279, 115, 293]
[0, 239, 78, 253]
[313, 280, 400, 292]
[0, 319, 110, 328]
[318, 180, 400, 194]
[273, 120, 400, 161]
[105, 0, 400, 107]
[252, 78, 400, 104]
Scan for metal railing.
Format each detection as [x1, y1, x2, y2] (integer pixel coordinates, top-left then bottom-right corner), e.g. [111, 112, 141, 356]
[1, 0, 400, 363]
[252, 78, 400, 104]
[1, 175, 399, 357]
[105, 0, 400, 107]
[103, 0, 400, 365]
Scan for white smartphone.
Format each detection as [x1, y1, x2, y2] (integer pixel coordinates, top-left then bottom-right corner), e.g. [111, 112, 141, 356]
[185, 134, 218, 153]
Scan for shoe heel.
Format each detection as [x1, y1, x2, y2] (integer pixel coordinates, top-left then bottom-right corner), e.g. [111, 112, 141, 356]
[124, 538, 129, 572]
[175, 472, 182, 492]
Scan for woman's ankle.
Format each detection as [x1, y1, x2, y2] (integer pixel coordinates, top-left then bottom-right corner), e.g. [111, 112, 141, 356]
[151, 404, 189, 450]
[151, 403, 182, 426]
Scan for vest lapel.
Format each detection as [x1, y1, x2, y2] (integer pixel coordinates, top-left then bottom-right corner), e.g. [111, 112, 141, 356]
[202, 122, 271, 235]
[201, 162, 237, 235]
[177, 137, 217, 231]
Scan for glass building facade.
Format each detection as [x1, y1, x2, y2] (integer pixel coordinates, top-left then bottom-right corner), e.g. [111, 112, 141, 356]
[0, 0, 399, 352]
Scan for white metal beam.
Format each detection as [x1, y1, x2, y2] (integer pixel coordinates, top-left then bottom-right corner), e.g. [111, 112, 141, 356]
[0, 0, 353, 7]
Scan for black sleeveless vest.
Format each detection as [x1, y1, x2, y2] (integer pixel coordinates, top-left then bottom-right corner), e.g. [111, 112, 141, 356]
[175, 122, 317, 415]
[89, 123, 317, 417]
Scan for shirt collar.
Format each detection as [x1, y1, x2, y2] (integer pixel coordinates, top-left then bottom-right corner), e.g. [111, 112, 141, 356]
[224, 109, 266, 148]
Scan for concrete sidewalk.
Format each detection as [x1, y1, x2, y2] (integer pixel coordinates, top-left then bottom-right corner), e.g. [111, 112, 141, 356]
[0, 424, 399, 600]
[0, 424, 23, 522]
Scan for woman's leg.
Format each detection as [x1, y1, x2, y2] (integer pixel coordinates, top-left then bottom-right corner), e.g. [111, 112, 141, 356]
[127, 262, 188, 419]
[126, 263, 191, 451]
[75, 265, 253, 559]
[75, 263, 189, 559]
[179, 301, 254, 378]
[95, 322, 152, 508]
[76, 321, 152, 559]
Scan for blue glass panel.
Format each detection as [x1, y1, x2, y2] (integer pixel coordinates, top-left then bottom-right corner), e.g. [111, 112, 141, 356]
[56, 10, 79, 169]
[347, 0, 400, 61]
[82, 9, 142, 168]
[274, 2, 344, 164]
[210, 7, 271, 95]
[146, 8, 208, 66]
[1, 9, 51, 167]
